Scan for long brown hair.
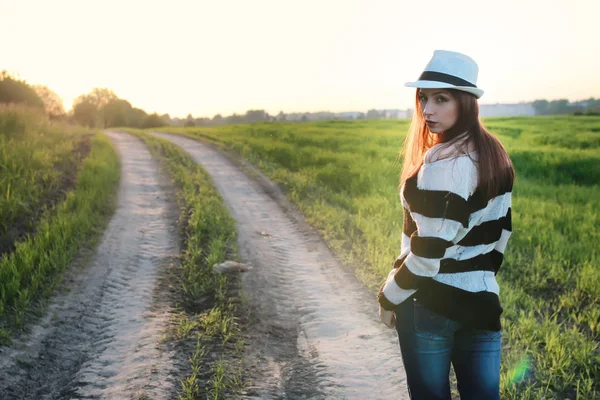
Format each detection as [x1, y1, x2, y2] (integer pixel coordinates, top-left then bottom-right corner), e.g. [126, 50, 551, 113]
[400, 89, 515, 201]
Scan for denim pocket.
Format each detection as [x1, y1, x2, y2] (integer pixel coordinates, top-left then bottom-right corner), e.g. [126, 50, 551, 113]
[413, 301, 450, 338]
[481, 329, 502, 341]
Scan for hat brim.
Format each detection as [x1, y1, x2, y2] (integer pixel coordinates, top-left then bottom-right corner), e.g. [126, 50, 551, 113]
[405, 80, 484, 99]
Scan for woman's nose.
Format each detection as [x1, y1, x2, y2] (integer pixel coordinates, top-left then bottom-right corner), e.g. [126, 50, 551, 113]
[422, 102, 434, 116]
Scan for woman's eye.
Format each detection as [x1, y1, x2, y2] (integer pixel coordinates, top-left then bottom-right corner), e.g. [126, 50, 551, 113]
[436, 97, 447, 103]
[419, 97, 427, 102]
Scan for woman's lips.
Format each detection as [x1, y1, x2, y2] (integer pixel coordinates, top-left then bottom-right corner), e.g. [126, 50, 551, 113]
[426, 121, 438, 127]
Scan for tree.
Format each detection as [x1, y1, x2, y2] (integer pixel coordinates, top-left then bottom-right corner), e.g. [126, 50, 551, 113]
[103, 98, 133, 127]
[32, 84, 65, 119]
[184, 114, 195, 127]
[225, 113, 244, 124]
[195, 117, 211, 126]
[90, 88, 118, 128]
[547, 99, 570, 115]
[160, 114, 171, 125]
[88, 88, 117, 107]
[0, 71, 44, 110]
[585, 98, 600, 114]
[532, 99, 549, 115]
[72, 88, 119, 128]
[72, 94, 98, 128]
[142, 113, 167, 128]
[366, 109, 380, 119]
[212, 114, 223, 125]
[129, 108, 148, 128]
[277, 111, 286, 121]
[245, 109, 268, 123]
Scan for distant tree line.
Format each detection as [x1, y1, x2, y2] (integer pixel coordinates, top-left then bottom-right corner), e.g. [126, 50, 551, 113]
[0, 72, 396, 128]
[0, 70, 166, 128]
[176, 108, 407, 127]
[181, 109, 274, 127]
[4, 70, 598, 129]
[532, 98, 600, 116]
[72, 88, 166, 129]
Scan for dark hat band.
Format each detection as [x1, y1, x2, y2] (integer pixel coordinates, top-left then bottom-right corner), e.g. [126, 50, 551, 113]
[418, 71, 476, 88]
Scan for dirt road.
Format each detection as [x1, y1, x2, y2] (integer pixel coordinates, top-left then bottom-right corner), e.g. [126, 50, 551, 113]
[0, 132, 181, 399]
[151, 132, 409, 399]
[0, 130, 409, 399]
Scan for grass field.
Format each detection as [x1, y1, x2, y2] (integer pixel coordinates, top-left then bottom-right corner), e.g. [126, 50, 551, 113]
[0, 105, 120, 341]
[154, 116, 600, 399]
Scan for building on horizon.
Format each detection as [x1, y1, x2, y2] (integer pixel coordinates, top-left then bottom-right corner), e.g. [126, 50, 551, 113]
[479, 103, 535, 117]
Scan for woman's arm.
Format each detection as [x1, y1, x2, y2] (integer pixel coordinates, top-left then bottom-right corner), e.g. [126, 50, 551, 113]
[378, 156, 477, 310]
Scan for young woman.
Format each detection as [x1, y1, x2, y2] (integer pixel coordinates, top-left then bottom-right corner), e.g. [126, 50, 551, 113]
[378, 50, 515, 400]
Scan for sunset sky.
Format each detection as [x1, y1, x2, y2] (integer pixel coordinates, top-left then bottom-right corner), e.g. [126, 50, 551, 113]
[2, 0, 599, 118]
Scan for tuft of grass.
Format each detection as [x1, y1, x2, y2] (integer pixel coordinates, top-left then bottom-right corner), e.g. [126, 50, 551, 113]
[206, 359, 243, 400]
[151, 116, 600, 399]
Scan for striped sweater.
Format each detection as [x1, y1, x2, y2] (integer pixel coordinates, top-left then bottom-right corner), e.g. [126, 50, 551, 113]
[378, 146, 513, 331]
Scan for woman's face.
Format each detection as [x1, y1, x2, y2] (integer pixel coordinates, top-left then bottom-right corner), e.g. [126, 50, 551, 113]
[418, 89, 459, 135]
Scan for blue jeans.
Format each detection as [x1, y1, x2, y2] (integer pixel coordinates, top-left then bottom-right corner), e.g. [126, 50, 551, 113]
[395, 298, 501, 400]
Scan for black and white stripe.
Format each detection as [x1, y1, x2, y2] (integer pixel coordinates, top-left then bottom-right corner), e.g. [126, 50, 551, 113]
[378, 152, 513, 331]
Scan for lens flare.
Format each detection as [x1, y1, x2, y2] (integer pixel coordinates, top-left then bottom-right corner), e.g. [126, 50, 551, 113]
[510, 355, 531, 384]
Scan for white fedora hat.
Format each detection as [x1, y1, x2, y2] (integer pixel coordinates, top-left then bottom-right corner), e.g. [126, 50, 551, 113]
[405, 50, 484, 98]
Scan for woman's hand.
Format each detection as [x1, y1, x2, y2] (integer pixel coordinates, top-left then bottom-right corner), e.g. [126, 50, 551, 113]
[379, 304, 396, 328]
[378, 282, 396, 328]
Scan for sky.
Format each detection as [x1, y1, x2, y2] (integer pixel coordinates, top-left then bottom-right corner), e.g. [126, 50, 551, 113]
[1, 0, 599, 118]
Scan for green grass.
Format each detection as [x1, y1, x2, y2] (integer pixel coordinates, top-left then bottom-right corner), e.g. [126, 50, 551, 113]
[126, 130, 242, 400]
[0, 104, 95, 255]
[0, 105, 120, 341]
[152, 116, 600, 399]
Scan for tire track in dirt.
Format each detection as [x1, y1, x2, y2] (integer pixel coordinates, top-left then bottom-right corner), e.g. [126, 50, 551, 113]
[0, 132, 181, 399]
[151, 132, 409, 400]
